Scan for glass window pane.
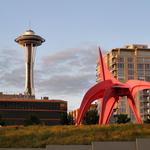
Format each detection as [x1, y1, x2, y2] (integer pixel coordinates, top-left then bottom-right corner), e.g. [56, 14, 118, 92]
[145, 64, 150, 70]
[137, 64, 144, 69]
[118, 63, 124, 68]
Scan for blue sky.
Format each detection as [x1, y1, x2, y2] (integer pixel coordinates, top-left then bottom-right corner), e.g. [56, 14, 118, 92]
[0, 0, 150, 110]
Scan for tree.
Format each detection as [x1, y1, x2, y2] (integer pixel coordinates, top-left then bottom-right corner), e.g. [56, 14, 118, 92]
[60, 113, 68, 125]
[83, 109, 99, 125]
[114, 114, 130, 124]
[24, 115, 41, 126]
[0, 115, 5, 126]
[60, 113, 74, 125]
[67, 114, 74, 125]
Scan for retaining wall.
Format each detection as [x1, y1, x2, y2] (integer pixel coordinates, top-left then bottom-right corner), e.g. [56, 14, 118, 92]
[0, 138, 149, 150]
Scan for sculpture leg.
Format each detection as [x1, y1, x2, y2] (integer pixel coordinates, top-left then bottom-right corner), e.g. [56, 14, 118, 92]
[76, 88, 103, 125]
[127, 96, 142, 124]
[99, 97, 117, 125]
[76, 100, 92, 125]
[99, 89, 117, 125]
[76, 80, 112, 125]
[105, 97, 118, 124]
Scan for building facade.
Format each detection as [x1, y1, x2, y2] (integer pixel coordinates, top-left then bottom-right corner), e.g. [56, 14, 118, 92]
[96, 44, 150, 122]
[0, 93, 67, 125]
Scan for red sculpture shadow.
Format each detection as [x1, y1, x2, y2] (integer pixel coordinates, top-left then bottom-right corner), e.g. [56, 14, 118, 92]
[76, 48, 150, 125]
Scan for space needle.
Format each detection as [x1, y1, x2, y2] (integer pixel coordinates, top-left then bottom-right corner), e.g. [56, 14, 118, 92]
[15, 30, 45, 96]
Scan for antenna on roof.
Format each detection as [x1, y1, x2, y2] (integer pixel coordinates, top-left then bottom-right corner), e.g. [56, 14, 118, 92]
[28, 20, 31, 30]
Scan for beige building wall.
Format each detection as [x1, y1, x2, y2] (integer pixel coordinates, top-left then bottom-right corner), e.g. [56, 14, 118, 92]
[96, 44, 150, 122]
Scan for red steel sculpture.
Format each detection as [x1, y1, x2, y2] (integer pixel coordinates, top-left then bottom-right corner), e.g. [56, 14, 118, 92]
[76, 47, 150, 125]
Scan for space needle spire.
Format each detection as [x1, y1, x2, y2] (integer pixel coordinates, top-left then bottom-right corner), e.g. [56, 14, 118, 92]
[15, 30, 45, 96]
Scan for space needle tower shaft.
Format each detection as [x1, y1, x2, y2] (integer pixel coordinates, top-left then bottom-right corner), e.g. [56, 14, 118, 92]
[15, 30, 45, 96]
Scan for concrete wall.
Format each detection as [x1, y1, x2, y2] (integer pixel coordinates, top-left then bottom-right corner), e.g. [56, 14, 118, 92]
[46, 145, 91, 150]
[136, 139, 150, 150]
[0, 138, 149, 150]
[92, 141, 135, 150]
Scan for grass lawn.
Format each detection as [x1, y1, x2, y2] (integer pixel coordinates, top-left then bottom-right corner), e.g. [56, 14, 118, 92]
[0, 124, 150, 147]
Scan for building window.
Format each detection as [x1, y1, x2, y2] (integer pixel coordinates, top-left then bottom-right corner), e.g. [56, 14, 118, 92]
[145, 64, 150, 70]
[146, 71, 150, 76]
[137, 58, 144, 63]
[128, 70, 134, 75]
[118, 57, 124, 62]
[137, 64, 144, 70]
[128, 76, 134, 80]
[138, 70, 143, 76]
[140, 109, 144, 114]
[60, 103, 67, 110]
[144, 59, 150, 63]
[145, 76, 150, 82]
[128, 63, 134, 69]
[118, 63, 124, 68]
[118, 76, 125, 82]
[128, 57, 133, 62]
[118, 70, 124, 76]
[146, 90, 150, 94]
[138, 76, 144, 80]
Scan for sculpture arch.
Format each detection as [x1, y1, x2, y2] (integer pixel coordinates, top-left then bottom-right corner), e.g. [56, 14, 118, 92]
[76, 48, 150, 125]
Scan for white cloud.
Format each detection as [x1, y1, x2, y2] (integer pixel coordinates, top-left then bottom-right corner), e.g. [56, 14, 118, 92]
[0, 45, 99, 110]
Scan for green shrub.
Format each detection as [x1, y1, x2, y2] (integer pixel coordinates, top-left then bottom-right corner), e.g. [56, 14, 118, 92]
[83, 110, 99, 125]
[24, 115, 41, 126]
